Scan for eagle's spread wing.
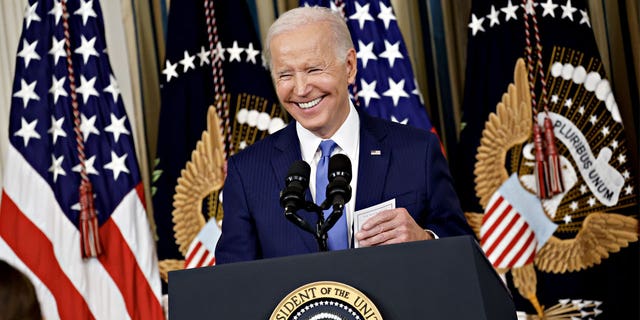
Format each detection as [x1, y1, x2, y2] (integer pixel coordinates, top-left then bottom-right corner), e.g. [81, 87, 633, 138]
[474, 58, 533, 208]
[172, 106, 226, 255]
[535, 212, 639, 273]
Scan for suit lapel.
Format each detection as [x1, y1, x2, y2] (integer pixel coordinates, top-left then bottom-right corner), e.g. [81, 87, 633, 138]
[356, 113, 390, 211]
[271, 124, 318, 252]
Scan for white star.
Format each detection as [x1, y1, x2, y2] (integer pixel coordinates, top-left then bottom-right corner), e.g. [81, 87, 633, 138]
[17, 39, 41, 68]
[179, 50, 195, 73]
[563, 214, 572, 224]
[214, 42, 226, 63]
[162, 60, 179, 82]
[13, 79, 40, 108]
[617, 154, 626, 164]
[486, 5, 501, 27]
[501, 0, 519, 22]
[390, 115, 409, 125]
[412, 79, 424, 105]
[76, 75, 99, 103]
[383, 78, 409, 106]
[197, 46, 210, 66]
[74, 0, 97, 26]
[468, 13, 485, 36]
[80, 113, 100, 141]
[379, 40, 403, 67]
[587, 197, 596, 207]
[104, 113, 130, 143]
[578, 105, 585, 115]
[610, 140, 619, 149]
[49, 76, 67, 104]
[245, 43, 260, 64]
[561, 0, 577, 21]
[625, 185, 634, 195]
[227, 41, 244, 62]
[329, 1, 345, 14]
[75, 36, 99, 64]
[622, 170, 630, 180]
[601, 126, 610, 136]
[377, 2, 396, 30]
[72, 155, 99, 176]
[239, 141, 247, 150]
[589, 115, 597, 125]
[357, 40, 377, 68]
[579, 9, 591, 27]
[358, 79, 380, 107]
[579, 184, 588, 194]
[523, 0, 538, 15]
[569, 201, 578, 211]
[349, 2, 374, 30]
[47, 116, 67, 144]
[14, 118, 41, 147]
[48, 36, 66, 65]
[540, 0, 558, 17]
[49, 0, 63, 25]
[103, 74, 120, 103]
[564, 98, 573, 108]
[24, 2, 41, 29]
[104, 151, 130, 180]
[551, 94, 559, 103]
[48, 155, 66, 183]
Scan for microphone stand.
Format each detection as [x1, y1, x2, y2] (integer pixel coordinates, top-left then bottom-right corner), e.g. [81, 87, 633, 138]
[286, 200, 342, 252]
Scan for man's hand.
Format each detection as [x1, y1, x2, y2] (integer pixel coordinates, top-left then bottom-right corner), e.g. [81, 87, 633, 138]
[355, 208, 432, 247]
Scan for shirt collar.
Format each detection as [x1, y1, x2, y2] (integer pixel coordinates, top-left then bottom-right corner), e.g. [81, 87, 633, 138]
[297, 101, 360, 162]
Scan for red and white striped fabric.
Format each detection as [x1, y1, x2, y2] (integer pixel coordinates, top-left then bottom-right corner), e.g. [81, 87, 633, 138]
[184, 218, 221, 269]
[0, 147, 163, 320]
[0, 1, 163, 319]
[480, 174, 557, 269]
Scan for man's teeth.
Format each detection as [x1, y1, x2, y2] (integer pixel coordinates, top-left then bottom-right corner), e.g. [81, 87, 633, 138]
[298, 97, 321, 109]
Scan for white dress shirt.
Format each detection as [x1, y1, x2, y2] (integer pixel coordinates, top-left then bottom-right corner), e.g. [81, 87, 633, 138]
[296, 101, 360, 247]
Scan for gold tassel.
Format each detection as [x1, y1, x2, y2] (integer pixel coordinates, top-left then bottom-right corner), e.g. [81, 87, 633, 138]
[79, 180, 102, 258]
[533, 124, 549, 199]
[543, 117, 563, 196]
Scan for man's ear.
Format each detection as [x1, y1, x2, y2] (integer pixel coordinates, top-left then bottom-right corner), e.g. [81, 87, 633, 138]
[345, 48, 357, 84]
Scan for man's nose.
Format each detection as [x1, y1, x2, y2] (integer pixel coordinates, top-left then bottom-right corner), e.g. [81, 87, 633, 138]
[293, 73, 309, 96]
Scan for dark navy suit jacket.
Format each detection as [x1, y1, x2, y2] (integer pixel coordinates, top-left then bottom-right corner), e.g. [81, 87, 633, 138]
[215, 111, 473, 264]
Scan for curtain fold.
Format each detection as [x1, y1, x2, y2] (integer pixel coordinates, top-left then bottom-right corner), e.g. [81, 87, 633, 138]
[0, 0, 27, 193]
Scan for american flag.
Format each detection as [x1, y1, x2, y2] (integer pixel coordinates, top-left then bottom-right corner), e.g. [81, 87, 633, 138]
[0, 0, 163, 319]
[302, 0, 434, 132]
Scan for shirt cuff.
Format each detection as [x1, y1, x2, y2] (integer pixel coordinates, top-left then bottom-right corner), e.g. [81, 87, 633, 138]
[424, 229, 439, 239]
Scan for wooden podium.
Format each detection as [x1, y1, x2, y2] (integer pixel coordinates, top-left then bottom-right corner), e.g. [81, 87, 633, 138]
[169, 235, 516, 319]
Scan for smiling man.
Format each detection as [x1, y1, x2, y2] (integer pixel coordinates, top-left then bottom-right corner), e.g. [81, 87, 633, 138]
[215, 6, 472, 264]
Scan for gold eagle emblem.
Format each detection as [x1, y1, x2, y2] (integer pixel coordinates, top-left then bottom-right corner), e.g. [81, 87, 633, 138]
[467, 57, 638, 318]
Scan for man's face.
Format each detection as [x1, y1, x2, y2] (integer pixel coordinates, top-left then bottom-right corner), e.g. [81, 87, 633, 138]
[269, 22, 357, 139]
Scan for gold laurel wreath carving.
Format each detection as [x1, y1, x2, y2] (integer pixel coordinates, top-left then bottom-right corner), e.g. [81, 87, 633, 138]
[473, 59, 532, 208]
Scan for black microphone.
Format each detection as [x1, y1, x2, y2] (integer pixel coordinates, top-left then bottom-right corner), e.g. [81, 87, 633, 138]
[280, 161, 314, 234]
[280, 160, 311, 213]
[321, 154, 352, 234]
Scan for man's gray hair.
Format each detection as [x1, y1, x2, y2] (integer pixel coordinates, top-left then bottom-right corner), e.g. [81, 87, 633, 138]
[263, 6, 354, 70]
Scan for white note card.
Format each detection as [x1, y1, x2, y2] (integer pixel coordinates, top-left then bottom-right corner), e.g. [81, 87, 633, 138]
[353, 198, 396, 248]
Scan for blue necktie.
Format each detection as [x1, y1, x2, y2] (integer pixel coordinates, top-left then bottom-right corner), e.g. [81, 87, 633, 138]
[316, 140, 348, 250]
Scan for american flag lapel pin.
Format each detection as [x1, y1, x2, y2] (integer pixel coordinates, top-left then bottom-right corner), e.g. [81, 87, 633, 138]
[370, 150, 381, 156]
